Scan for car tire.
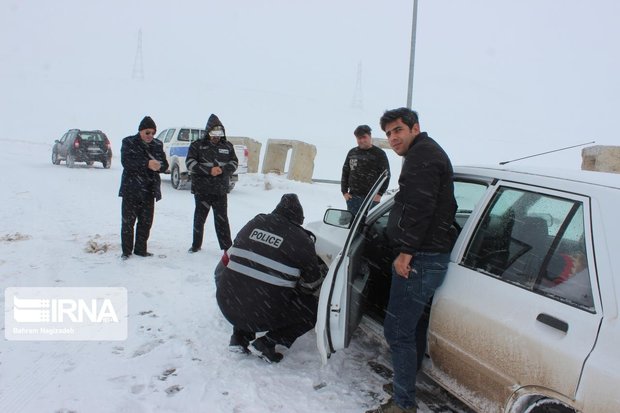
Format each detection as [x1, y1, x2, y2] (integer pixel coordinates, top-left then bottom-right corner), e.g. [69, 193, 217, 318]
[51, 151, 60, 165]
[171, 164, 184, 189]
[526, 399, 574, 413]
[102, 157, 111, 169]
[86, 160, 94, 166]
[66, 153, 75, 168]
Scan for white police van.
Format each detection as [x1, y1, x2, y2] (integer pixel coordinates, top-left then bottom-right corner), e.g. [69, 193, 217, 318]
[156, 127, 248, 192]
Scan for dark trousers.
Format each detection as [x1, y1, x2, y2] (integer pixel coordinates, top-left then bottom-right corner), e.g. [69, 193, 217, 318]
[347, 195, 379, 216]
[192, 193, 232, 251]
[262, 293, 318, 348]
[384, 252, 449, 409]
[218, 288, 318, 348]
[121, 195, 154, 256]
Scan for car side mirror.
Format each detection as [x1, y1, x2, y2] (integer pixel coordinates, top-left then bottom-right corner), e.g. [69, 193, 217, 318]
[54, 140, 60, 143]
[323, 208, 354, 229]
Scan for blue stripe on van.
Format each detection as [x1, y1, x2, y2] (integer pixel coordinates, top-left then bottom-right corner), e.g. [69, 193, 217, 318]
[170, 146, 189, 157]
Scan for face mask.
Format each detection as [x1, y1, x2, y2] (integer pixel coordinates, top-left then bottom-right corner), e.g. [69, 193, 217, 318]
[209, 128, 224, 138]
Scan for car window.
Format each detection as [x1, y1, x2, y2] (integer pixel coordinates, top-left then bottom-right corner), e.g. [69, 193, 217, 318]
[178, 129, 190, 142]
[164, 129, 175, 142]
[78, 132, 105, 142]
[454, 181, 488, 228]
[60, 133, 68, 143]
[156, 129, 168, 142]
[190, 129, 202, 142]
[537, 205, 593, 310]
[462, 187, 594, 311]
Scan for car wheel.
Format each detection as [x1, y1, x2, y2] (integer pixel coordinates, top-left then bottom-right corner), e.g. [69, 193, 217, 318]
[86, 160, 94, 166]
[51, 151, 60, 165]
[526, 399, 575, 413]
[102, 157, 111, 169]
[66, 153, 75, 168]
[171, 164, 183, 189]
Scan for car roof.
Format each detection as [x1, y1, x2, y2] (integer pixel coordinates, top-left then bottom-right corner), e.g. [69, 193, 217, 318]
[455, 165, 620, 191]
[69, 129, 104, 133]
[165, 126, 204, 130]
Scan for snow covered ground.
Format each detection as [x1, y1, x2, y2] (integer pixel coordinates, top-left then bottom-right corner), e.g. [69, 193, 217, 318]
[0, 139, 471, 413]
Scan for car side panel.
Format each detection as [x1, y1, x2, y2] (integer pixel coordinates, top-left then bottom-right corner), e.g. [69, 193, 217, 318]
[426, 183, 603, 412]
[576, 194, 620, 413]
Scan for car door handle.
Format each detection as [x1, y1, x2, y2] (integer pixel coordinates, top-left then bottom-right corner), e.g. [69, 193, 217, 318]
[536, 313, 569, 333]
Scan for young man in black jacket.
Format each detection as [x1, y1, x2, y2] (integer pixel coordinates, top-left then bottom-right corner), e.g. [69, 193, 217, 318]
[341, 124, 390, 215]
[366, 108, 457, 413]
[216, 194, 323, 363]
[186, 114, 238, 253]
[118, 116, 169, 259]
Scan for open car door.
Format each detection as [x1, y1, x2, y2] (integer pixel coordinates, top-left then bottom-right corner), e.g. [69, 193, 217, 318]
[316, 170, 389, 364]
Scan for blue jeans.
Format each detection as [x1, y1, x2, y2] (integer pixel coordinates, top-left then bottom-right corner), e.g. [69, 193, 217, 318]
[384, 252, 450, 409]
[346, 195, 378, 216]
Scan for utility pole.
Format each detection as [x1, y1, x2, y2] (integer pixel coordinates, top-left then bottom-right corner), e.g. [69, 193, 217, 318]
[132, 29, 144, 80]
[406, 0, 419, 109]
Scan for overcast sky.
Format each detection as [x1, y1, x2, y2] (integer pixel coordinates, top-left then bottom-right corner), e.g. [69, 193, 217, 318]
[1, 0, 618, 177]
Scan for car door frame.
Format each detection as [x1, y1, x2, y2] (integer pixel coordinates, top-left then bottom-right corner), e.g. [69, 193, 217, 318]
[316, 172, 494, 361]
[316, 170, 389, 363]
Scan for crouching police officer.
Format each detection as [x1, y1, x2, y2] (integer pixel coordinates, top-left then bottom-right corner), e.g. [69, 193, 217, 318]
[216, 194, 323, 363]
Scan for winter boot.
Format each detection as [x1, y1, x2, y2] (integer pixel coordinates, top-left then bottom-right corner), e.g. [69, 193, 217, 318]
[229, 333, 251, 355]
[250, 336, 283, 363]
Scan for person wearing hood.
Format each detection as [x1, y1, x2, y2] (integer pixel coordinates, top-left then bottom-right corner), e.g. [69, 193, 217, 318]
[186, 114, 238, 253]
[216, 194, 324, 363]
[118, 116, 169, 259]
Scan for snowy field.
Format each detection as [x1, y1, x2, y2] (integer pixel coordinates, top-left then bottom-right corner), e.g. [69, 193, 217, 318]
[0, 139, 472, 413]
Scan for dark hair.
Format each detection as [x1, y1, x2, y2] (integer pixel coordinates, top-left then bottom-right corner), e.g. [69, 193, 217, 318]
[353, 124, 371, 137]
[380, 107, 419, 131]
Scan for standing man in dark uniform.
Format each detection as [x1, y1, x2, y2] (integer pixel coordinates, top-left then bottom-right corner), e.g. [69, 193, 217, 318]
[216, 194, 323, 363]
[366, 108, 457, 413]
[118, 116, 169, 259]
[341, 124, 390, 215]
[186, 114, 238, 253]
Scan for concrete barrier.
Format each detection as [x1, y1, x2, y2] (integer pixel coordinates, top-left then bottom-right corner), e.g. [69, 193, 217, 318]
[372, 137, 390, 150]
[228, 136, 262, 173]
[581, 145, 620, 174]
[261, 139, 316, 183]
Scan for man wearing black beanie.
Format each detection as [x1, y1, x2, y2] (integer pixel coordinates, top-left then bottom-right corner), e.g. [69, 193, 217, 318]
[118, 116, 169, 259]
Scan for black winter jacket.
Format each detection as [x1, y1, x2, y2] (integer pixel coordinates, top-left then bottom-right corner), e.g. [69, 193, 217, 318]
[386, 132, 457, 254]
[118, 134, 169, 201]
[216, 205, 322, 326]
[341, 145, 390, 196]
[186, 138, 238, 195]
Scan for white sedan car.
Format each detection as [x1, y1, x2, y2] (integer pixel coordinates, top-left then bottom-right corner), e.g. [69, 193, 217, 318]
[307, 166, 620, 413]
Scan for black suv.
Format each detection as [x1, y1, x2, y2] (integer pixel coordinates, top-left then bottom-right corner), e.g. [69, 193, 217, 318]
[52, 129, 112, 168]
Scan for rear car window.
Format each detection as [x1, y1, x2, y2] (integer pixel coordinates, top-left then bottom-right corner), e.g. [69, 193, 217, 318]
[462, 187, 594, 312]
[78, 132, 105, 142]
